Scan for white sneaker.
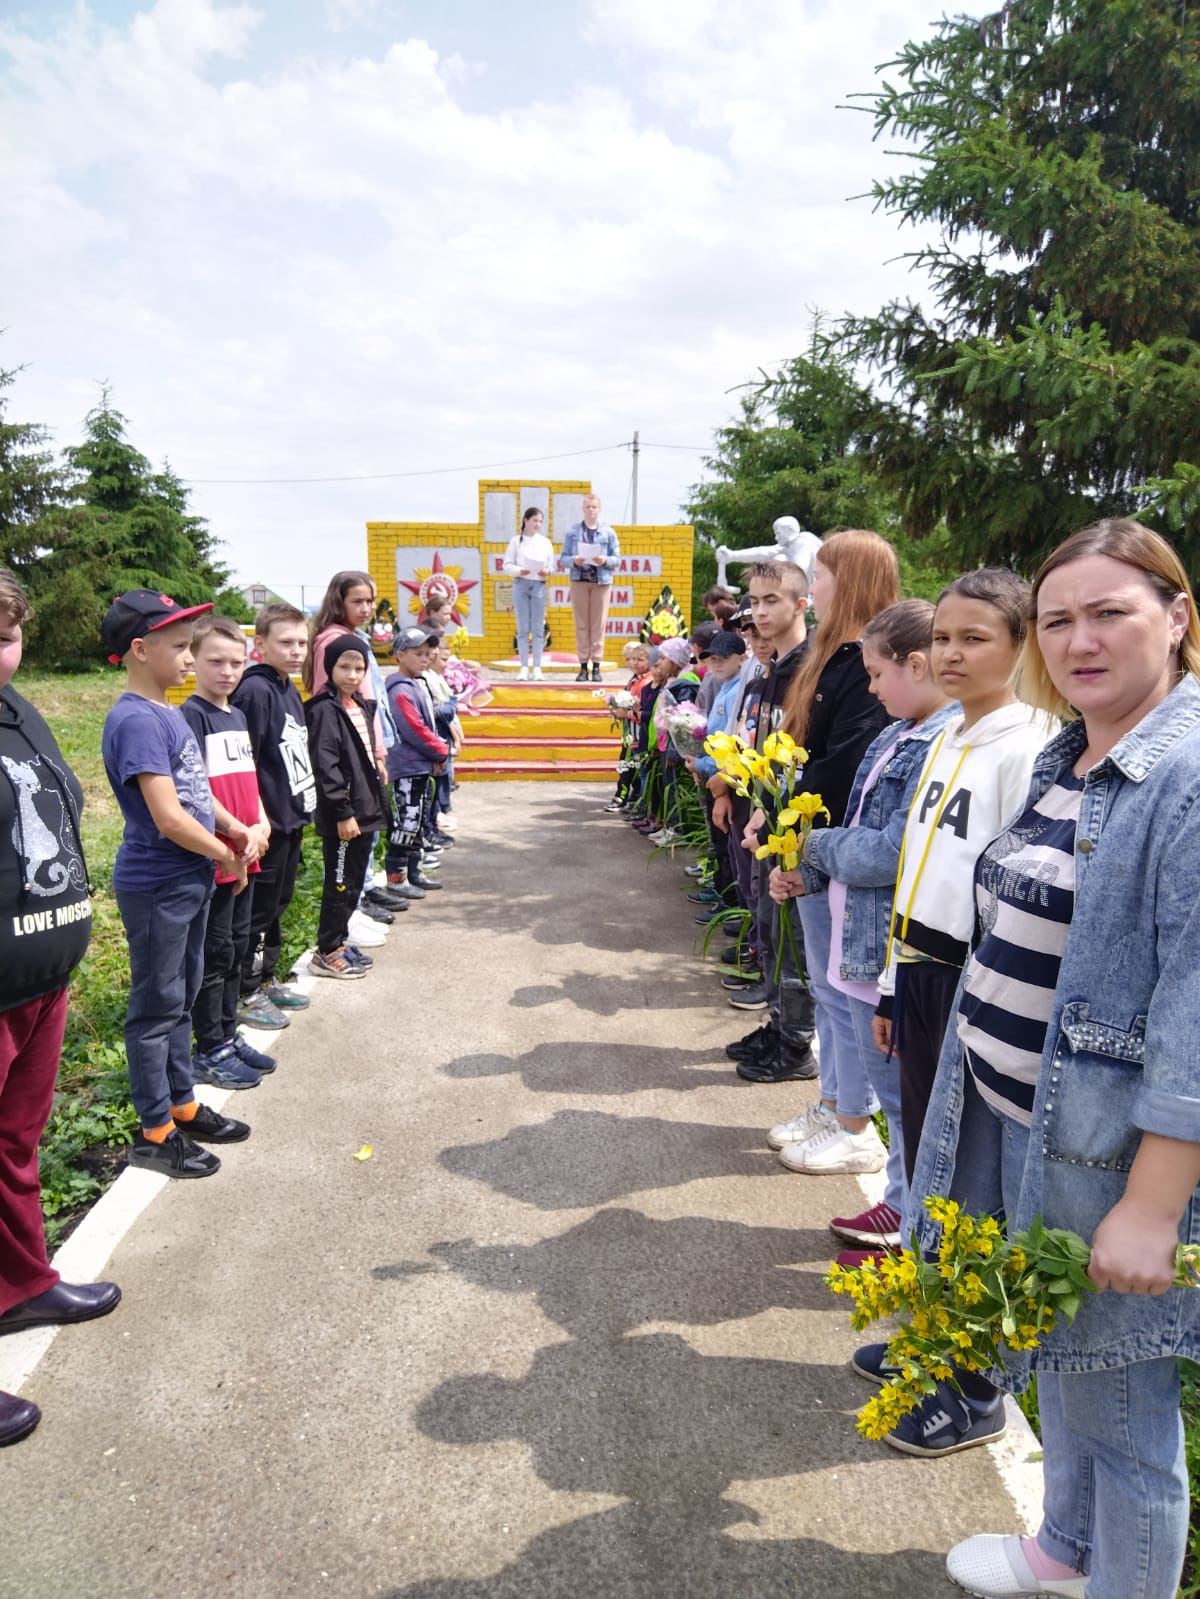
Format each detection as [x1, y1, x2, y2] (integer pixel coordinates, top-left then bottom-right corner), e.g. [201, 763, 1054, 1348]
[946, 1534, 1087, 1597]
[532, 668, 545, 681]
[517, 666, 529, 681]
[766, 1101, 838, 1151]
[438, 815, 458, 832]
[783, 1121, 887, 1175]
[347, 911, 387, 948]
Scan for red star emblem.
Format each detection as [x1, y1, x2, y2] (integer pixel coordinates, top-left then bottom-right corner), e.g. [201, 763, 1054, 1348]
[397, 551, 478, 627]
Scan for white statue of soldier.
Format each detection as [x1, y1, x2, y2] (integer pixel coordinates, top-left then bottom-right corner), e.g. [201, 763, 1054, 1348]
[715, 516, 822, 591]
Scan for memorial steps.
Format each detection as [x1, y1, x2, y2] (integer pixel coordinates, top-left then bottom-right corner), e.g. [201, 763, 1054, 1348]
[456, 674, 620, 783]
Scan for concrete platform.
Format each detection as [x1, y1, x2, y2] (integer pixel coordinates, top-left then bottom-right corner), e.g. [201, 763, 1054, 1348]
[0, 784, 1025, 1599]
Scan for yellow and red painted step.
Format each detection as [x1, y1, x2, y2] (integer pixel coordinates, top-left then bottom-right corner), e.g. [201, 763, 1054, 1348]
[457, 676, 622, 782]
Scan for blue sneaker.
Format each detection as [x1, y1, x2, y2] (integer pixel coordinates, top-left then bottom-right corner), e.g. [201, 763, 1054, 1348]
[884, 1383, 1005, 1457]
[232, 1035, 277, 1076]
[343, 945, 374, 970]
[850, 1342, 903, 1385]
[192, 1043, 261, 1090]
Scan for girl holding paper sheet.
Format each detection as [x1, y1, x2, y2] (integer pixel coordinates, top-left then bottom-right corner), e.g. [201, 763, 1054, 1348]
[503, 507, 555, 681]
[560, 492, 621, 682]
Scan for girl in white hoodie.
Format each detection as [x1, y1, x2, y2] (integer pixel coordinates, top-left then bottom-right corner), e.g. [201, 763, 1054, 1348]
[865, 570, 1056, 1458]
[876, 570, 1057, 1200]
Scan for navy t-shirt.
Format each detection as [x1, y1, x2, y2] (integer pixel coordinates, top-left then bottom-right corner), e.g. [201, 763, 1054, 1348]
[102, 693, 215, 891]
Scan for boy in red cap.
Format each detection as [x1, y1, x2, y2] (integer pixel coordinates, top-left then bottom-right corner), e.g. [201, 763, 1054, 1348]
[100, 590, 255, 1178]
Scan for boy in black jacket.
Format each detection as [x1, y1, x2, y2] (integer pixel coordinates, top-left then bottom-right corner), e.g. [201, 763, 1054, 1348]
[232, 603, 316, 1027]
[305, 635, 387, 980]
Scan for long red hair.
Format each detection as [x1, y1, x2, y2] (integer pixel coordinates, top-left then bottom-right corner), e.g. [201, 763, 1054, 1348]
[782, 530, 900, 740]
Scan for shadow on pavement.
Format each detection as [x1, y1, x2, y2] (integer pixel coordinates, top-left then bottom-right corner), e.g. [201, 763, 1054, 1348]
[509, 968, 722, 1015]
[444, 1041, 738, 1095]
[415, 1208, 838, 1334]
[378, 1334, 956, 1598]
[380, 1503, 953, 1599]
[416, 1333, 867, 1500]
[438, 1109, 786, 1210]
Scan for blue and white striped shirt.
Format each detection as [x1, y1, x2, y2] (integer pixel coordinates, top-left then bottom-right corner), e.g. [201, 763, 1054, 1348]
[956, 772, 1084, 1126]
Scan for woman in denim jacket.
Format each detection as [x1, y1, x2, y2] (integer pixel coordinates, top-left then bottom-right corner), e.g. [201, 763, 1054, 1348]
[770, 601, 955, 1249]
[560, 492, 620, 682]
[904, 521, 1200, 1599]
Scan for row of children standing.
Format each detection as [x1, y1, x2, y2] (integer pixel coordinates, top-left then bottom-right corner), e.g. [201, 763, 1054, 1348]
[762, 523, 1200, 1599]
[97, 571, 461, 1182]
[614, 523, 1200, 1598]
[0, 563, 461, 1442]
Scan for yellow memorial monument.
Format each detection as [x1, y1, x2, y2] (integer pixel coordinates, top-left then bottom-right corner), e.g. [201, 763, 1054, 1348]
[366, 478, 693, 667]
[365, 479, 695, 780]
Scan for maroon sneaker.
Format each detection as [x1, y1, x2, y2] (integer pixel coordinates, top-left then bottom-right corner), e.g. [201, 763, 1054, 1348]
[834, 1248, 895, 1269]
[829, 1201, 902, 1249]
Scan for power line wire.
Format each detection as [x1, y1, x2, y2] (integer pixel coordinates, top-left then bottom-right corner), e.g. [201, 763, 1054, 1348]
[183, 441, 628, 487]
[180, 438, 710, 487]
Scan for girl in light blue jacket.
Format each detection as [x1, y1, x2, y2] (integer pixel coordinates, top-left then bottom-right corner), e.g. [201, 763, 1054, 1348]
[770, 601, 955, 1248]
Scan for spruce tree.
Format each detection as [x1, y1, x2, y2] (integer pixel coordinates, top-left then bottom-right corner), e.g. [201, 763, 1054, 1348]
[838, 0, 1200, 567]
[28, 393, 228, 665]
[0, 361, 71, 580]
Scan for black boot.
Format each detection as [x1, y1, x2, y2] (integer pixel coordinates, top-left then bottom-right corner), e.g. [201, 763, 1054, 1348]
[725, 1020, 777, 1062]
[590, 662, 602, 682]
[737, 1035, 818, 1082]
[575, 665, 589, 682]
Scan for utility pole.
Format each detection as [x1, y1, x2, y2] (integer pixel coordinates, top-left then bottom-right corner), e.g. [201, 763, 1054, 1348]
[631, 430, 639, 525]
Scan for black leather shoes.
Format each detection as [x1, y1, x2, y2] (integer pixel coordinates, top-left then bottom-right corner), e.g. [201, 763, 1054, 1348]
[0, 1390, 40, 1446]
[0, 1279, 122, 1336]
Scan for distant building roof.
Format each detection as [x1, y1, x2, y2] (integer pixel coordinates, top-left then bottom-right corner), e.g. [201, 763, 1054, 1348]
[240, 581, 289, 608]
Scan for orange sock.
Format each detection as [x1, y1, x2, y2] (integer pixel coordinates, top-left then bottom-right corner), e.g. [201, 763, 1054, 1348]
[171, 1101, 199, 1123]
[141, 1120, 175, 1144]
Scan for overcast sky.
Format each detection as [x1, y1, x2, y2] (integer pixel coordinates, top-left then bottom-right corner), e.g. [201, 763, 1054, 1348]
[1, 0, 946, 598]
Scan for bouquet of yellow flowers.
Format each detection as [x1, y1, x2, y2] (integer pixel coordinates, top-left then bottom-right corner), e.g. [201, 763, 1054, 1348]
[826, 1197, 1200, 1440]
[702, 728, 828, 974]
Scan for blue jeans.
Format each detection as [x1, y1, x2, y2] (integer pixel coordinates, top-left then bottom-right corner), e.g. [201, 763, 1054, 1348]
[755, 876, 815, 1051]
[793, 894, 880, 1120]
[847, 993, 904, 1218]
[513, 577, 547, 668]
[117, 872, 212, 1128]
[989, 1104, 1188, 1598]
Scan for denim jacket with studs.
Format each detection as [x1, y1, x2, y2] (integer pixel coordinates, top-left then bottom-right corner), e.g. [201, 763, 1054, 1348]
[910, 674, 1200, 1380]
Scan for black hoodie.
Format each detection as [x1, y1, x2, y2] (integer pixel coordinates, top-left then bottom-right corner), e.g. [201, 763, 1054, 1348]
[0, 686, 92, 1013]
[230, 662, 316, 834]
[304, 687, 387, 838]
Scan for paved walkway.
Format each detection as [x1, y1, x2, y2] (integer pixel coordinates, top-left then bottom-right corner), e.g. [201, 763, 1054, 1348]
[0, 783, 1022, 1598]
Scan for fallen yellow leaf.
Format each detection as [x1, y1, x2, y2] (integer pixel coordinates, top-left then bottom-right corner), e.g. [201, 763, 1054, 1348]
[353, 1143, 374, 1162]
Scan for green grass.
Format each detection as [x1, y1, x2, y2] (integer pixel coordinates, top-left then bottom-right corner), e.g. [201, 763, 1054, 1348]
[17, 671, 320, 1245]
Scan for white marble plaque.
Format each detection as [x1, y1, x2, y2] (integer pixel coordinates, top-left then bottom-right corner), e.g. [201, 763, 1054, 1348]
[484, 491, 517, 538]
[519, 485, 550, 527]
[552, 492, 584, 538]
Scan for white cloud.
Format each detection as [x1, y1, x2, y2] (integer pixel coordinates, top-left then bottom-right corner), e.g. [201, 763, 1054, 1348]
[1, 0, 941, 593]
